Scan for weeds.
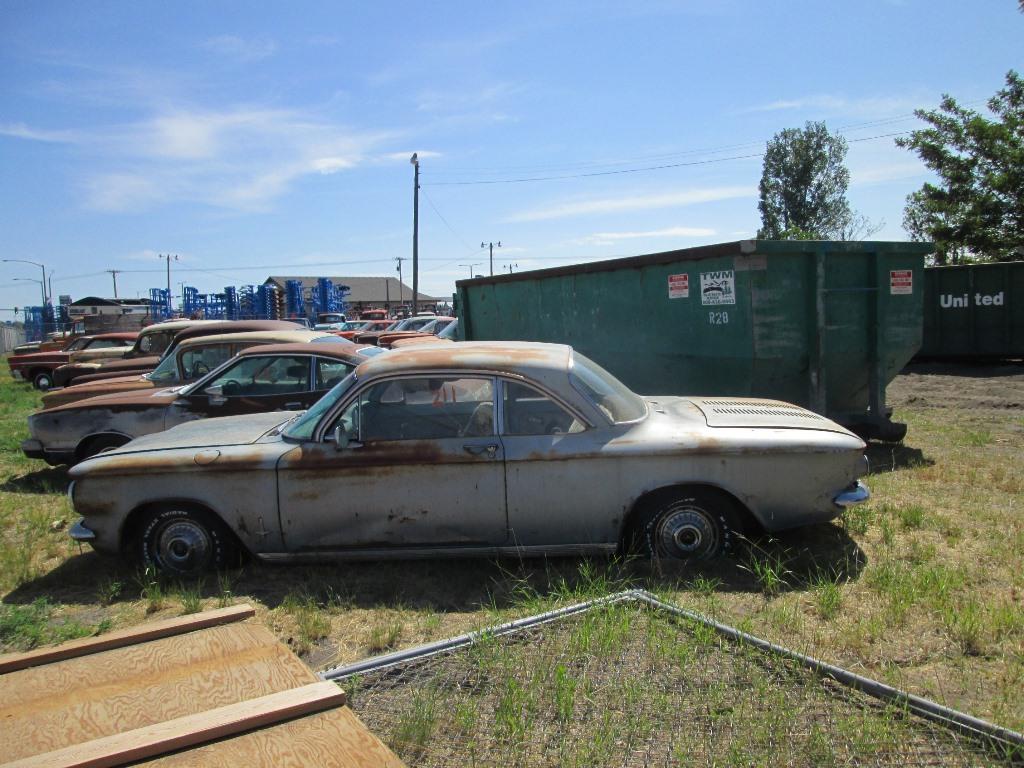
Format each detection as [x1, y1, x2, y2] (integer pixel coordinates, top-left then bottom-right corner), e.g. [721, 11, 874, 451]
[0, 598, 95, 651]
[280, 592, 331, 655]
[367, 619, 403, 653]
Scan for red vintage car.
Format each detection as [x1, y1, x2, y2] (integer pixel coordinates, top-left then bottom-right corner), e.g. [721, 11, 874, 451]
[8, 332, 138, 390]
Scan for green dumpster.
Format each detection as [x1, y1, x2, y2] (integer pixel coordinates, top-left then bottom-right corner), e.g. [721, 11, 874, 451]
[921, 260, 1024, 359]
[456, 239, 932, 441]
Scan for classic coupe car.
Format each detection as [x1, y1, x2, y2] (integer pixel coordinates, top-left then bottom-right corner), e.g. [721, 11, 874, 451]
[56, 319, 302, 387]
[41, 328, 347, 409]
[25, 340, 379, 466]
[8, 332, 138, 390]
[67, 342, 870, 577]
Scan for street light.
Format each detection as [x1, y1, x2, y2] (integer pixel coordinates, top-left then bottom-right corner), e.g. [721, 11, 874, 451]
[12, 277, 46, 307]
[3, 259, 47, 305]
[410, 153, 420, 316]
[458, 263, 482, 279]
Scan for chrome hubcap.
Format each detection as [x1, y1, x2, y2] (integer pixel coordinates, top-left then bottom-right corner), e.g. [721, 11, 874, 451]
[157, 520, 211, 570]
[655, 506, 717, 558]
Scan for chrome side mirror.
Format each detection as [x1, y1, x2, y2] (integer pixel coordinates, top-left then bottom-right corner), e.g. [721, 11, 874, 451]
[204, 385, 226, 406]
[333, 424, 349, 451]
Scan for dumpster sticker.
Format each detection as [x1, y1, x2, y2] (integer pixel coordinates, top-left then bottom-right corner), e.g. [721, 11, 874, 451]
[700, 270, 735, 305]
[890, 270, 913, 295]
[668, 273, 689, 299]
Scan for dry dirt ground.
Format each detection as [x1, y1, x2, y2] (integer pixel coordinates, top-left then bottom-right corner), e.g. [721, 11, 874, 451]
[887, 361, 1024, 414]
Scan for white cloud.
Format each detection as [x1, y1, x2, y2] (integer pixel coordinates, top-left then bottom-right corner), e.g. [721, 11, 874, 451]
[576, 226, 716, 247]
[69, 106, 394, 212]
[202, 35, 278, 62]
[740, 94, 919, 119]
[506, 185, 755, 222]
[0, 122, 80, 143]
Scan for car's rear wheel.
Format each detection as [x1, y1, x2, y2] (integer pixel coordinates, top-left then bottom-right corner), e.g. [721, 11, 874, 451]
[639, 489, 740, 561]
[32, 371, 53, 390]
[75, 434, 130, 463]
[138, 507, 236, 578]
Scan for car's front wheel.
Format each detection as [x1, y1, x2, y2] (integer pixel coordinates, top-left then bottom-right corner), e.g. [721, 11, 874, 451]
[32, 371, 53, 390]
[138, 507, 236, 578]
[639, 489, 740, 561]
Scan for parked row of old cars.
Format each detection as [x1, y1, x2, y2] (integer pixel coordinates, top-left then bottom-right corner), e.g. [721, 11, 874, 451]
[9, 316, 870, 577]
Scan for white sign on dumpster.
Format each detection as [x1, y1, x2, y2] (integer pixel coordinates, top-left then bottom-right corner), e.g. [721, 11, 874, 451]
[667, 273, 689, 299]
[890, 270, 913, 295]
[700, 270, 735, 305]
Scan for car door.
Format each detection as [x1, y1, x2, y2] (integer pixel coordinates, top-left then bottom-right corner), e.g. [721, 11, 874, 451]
[180, 354, 319, 421]
[276, 374, 508, 551]
[498, 378, 621, 547]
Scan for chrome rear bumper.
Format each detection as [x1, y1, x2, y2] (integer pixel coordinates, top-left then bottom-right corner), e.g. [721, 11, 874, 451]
[69, 518, 96, 542]
[833, 480, 870, 509]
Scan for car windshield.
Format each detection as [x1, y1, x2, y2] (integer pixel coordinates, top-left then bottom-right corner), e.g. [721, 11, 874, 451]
[283, 372, 358, 441]
[438, 319, 459, 339]
[147, 350, 181, 383]
[66, 338, 90, 351]
[312, 334, 353, 344]
[569, 352, 646, 424]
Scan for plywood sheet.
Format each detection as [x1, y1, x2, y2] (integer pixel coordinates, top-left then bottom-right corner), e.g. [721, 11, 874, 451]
[144, 706, 404, 768]
[0, 622, 316, 762]
[0, 605, 255, 674]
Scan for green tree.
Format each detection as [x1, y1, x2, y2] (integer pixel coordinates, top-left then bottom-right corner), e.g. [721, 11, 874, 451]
[757, 121, 852, 240]
[896, 70, 1023, 264]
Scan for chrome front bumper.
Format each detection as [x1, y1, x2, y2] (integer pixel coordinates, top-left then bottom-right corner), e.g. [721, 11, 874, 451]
[69, 518, 96, 542]
[833, 480, 870, 509]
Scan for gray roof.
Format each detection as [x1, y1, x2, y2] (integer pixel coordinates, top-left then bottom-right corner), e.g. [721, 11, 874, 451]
[264, 276, 444, 304]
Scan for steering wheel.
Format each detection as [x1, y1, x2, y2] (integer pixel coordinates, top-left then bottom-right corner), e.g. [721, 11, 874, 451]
[221, 380, 241, 397]
[192, 361, 211, 377]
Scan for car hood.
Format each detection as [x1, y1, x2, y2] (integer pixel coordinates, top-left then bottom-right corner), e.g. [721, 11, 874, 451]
[44, 385, 182, 414]
[73, 410, 297, 466]
[69, 411, 296, 473]
[655, 396, 858, 437]
[96, 354, 160, 372]
[41, 375, 157, 409]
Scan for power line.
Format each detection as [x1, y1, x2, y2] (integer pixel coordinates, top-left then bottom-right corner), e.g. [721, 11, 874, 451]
[425, 130, 913, 187]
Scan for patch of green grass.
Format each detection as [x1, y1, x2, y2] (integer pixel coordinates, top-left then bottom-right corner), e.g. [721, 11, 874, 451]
[176, 580, 204, 615]
[842, 504, 873, 536]
[367, 619, 403, 653]
[813, 573, 843, 621]
[897, 504, 926, 529]
[739, 542, 793, 598]
[280, 592, 332, 655]
[0, 598, 98, 651]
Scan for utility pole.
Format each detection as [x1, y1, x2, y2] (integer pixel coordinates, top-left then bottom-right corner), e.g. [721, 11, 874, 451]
[158, 254, 179, 313]
[107, 269, 121, 298]
[410, 153, 420, 315]
[458, 263, 482, 279]
[481, 241, 501, 276]
[506, 262, 518, 274]
[395, 256, 407, 309]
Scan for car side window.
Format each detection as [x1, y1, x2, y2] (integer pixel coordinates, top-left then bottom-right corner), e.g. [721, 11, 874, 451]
[208, 355, 310, 397]
[180, 343, 235, 379]
[86, 339, 128, 349]
[336, 376, 494, 442]
[502, 380, 585, 436]
[315, 358, 354, 390]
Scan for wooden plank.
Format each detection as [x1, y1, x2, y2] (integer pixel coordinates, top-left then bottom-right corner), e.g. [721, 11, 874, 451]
[144, 705, 405, 767]
[0, 604, 255, 674]
[4, 681, 348, 768]
[0, 623, 317, 762]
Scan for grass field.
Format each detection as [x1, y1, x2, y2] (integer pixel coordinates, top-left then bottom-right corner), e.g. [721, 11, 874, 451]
[1, 359, 1022, 750]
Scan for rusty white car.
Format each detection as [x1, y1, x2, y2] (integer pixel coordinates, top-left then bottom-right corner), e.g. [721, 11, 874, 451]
[67, 342, 870, 577]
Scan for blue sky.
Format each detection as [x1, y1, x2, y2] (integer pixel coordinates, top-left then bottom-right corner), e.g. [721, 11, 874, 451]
[1, 1, 1020, 310]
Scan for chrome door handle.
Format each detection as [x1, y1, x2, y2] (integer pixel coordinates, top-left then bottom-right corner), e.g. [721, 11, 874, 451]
[463, 443, 498, 458]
